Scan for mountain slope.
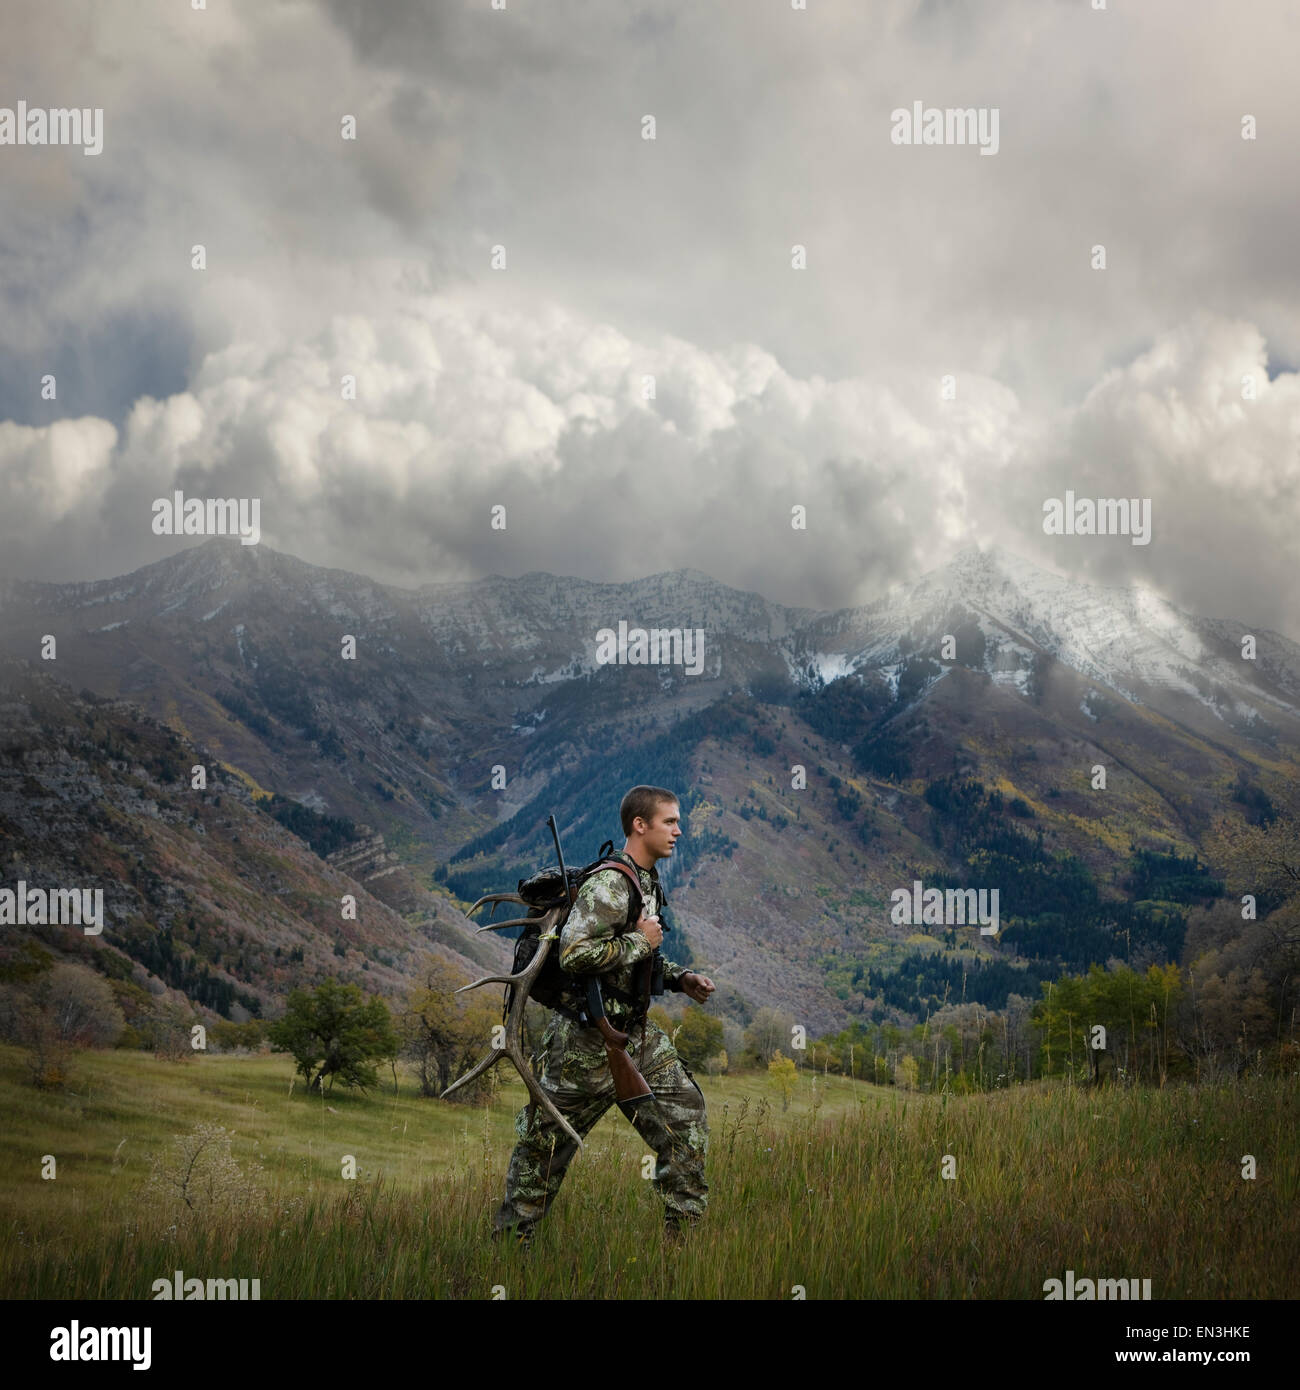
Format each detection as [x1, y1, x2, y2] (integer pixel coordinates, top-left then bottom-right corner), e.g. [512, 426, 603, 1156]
[0, 661, 505, 1029]
[1, 542, 1294, 1033]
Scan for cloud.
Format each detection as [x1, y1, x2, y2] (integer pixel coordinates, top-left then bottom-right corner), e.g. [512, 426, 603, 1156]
[1004, 313, 1300, 631]
[1, 2, 1297, 634]
[2, 291, 1295, 636]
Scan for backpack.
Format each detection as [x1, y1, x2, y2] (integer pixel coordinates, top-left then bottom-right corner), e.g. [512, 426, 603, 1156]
[504, 839, 666, 1023]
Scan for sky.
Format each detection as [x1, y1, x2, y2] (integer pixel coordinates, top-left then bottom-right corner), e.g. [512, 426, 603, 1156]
[1, 0, 1298, 635]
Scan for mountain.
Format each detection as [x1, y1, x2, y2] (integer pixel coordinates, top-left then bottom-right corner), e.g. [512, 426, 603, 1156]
[1, 541, 1294, 1035]
[790, 546, 1300, 740]
[0, 662, 505, 1032]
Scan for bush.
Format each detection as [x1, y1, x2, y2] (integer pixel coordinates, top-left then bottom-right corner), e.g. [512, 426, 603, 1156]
[144, 1122, 266, 1217]
[0, 962, 125, 1088]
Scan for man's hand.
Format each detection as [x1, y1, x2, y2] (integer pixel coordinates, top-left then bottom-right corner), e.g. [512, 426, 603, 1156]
[635, 914, 664, 949]
[681, 972, 715, 1004]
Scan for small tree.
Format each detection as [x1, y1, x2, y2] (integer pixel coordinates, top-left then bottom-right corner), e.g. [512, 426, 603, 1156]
[675, 1004, 723, 1068]
[145, 1122, 265, 1216]
[768, 1052, 797, 1110]
[745, 1007, 795, 1067]
[144, 999, 198, 1061]
[269, 978, 397, 1093]
[401, 954, 498, 1099]
[1, 962, 124, 1088]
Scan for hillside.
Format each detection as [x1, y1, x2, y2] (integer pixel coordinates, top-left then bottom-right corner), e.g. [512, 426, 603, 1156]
[1, 542, 1295, 1033]
[0, 662, 505, 1032]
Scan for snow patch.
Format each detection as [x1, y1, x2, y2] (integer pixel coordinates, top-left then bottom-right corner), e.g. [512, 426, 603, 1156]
[990, 666, 1031, 696]
[807, 651, 857, 685]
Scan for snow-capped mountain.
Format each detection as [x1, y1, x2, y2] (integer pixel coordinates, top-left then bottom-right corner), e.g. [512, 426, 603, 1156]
[3, 539, 1297, 1034]
[4, 538, 1298, 742]
[786, 545, 1300, 726]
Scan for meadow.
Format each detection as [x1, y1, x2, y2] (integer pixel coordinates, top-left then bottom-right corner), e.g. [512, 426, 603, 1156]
[2, 1044, 1295, 1300]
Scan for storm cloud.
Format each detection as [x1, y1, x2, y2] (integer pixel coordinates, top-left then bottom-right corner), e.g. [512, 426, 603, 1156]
[2, 0, 1297, 633]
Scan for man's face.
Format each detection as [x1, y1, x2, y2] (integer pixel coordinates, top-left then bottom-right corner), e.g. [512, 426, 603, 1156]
[637, 801, 681, 860]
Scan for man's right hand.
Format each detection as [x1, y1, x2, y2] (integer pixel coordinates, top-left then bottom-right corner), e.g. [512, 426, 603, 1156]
[635, 914, 663, 949]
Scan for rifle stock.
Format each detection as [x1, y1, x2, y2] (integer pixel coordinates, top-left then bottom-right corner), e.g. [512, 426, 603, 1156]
[585, 976, 653, 1109]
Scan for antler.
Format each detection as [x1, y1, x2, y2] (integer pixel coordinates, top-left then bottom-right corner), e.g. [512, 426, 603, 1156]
[440, 901, 585, 1149]
[469, 892, 529, 912]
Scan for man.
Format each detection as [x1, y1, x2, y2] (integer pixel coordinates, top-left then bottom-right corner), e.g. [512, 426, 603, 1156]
[492, 785, 716, 1246]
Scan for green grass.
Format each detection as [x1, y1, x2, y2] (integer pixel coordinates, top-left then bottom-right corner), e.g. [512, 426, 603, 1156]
[2, 1044, 1296, 1299]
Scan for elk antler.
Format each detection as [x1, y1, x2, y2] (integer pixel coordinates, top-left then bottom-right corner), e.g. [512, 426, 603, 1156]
[440, 901, 585, 1148]
[468, 892, 530, 912]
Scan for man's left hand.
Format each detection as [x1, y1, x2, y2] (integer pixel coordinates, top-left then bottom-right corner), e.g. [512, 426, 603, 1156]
[681, 972, 716, 1004]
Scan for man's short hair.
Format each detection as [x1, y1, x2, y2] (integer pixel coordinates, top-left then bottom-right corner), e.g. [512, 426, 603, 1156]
[620, 785, 679, 836]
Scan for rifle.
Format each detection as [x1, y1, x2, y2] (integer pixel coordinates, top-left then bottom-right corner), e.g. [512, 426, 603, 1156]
[546, 814, 654, 1120]
[649, 901, 672, 998]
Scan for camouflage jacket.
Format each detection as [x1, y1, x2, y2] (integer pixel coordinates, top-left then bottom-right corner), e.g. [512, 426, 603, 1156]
[556, 849, 691, 1026]
[531, 850, 692, 1093]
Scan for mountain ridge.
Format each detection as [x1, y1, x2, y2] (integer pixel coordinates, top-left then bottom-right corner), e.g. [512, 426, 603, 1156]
[2, 538, 1295, 1034]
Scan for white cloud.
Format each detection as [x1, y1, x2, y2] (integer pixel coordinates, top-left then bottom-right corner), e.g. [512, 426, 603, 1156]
[1, 1, 1297, 635]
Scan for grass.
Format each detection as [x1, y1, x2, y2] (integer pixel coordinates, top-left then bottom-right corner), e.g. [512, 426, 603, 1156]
[2, 1043, 1296, 1299]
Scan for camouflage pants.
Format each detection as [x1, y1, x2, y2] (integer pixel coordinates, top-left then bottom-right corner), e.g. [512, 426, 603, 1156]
[493, 1015, 708, 1234]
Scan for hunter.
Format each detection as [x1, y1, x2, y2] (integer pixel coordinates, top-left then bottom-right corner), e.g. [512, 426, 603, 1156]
[492, 785, 716, 1245]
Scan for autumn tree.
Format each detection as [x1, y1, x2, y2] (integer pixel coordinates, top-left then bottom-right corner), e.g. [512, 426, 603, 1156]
[143, 998, 198, 1061]
[768, 1052, 797, 1110]
[401, 954, 498, 1099]
[1196, 788, 1300, 1072]
[0, 961, 125, 1088]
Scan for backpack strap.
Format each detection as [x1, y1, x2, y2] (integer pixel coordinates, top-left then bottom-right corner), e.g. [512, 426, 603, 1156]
[581, 856, 661, 1017]
[589, 857, 644, 930]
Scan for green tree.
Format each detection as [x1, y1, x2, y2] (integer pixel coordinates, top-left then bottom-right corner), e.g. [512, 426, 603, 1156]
[674, 1004, 723, 1068]
[269, 978, 397, 1093]
[1034, 962, 1183, 1082]
[144, 999, 198, 1061]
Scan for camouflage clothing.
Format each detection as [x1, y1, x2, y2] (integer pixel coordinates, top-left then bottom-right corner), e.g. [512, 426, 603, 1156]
[493, 852, 709, 1235]
[554, 849, 689, 1023]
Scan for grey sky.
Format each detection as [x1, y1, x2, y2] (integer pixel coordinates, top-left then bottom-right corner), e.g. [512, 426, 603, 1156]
[1, 0, 1297, 633]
